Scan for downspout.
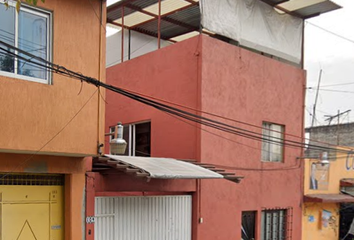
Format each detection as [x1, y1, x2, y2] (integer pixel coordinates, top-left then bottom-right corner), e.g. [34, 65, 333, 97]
[97, 0, 104, 153]
[158, 0, 161, 49]
[121, 6, 124, 63]
[300, 21, 306, 239]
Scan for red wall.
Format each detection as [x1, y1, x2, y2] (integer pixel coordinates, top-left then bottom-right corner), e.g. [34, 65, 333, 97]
[105, 35, 306, 240]
[198, 36, 305, 240]
[106, 37, 201, 160]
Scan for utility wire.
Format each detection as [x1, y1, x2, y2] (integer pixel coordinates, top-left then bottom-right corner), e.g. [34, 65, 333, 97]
[306, 21, 354, 45]
[0, 38, 344, 153]
[0, 41, 348, 154]
[115, 85, 350, 152]
[165, 111, 305, 171]
[315, 89, 354, 94]
[87, 0, 106, 33]
[307, 81, 354, 89]
[0, 39, 353, 155]
[0, 89, 98, 180]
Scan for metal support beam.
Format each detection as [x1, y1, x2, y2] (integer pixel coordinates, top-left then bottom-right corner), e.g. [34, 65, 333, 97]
[158, 0, 161, 49]
[121, 7, 125, 63]
[126, 3, 198, 31]
[129, 3, 198, 29]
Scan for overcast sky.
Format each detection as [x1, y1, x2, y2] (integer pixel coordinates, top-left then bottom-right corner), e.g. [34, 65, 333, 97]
[305, 0, 354, 127]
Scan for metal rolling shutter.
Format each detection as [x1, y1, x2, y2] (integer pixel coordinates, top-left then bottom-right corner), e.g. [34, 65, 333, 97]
[95, 195, 192, 240]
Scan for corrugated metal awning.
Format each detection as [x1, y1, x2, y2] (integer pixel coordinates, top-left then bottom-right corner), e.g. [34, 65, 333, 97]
[304, 194, 354, 203]
[93, 154, 243, 183]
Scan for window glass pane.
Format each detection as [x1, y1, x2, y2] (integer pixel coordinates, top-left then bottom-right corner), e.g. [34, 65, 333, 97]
[279, 210, 285, 240]
[272, 211, 279, 239]
[0, 4, 15, 73]
[261, 212, 265, 240]
[262, 122, 284, 162]
[123, 125, 130, 156]
[262, 123, 271, 161]
[266, 212, 272, 240]
[135, 122, 151, 157]
[18, 10, 48, 80]
[270, 125, 283, 162]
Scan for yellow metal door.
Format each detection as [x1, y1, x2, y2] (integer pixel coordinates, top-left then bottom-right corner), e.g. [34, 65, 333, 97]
[0, 185, 64, 240]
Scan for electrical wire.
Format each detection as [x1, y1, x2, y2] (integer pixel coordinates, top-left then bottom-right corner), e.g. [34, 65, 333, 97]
[307, 81, 354, 89]
[114, 84, 351, 152]
[306, 21, 354, 45]
[315, 89, 354, 94]
[164, 111, 303, 171]
[87, 0, 106, 33]
[0, 89, 98, 180]
[1, 39, 353, 156]
[0, 41, 349, 155]
[1, 39, 346, 154]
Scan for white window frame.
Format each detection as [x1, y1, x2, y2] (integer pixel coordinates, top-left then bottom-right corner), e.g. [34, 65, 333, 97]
[126, 124, 135, 156]
[261, 122, 284, 162]
[110, 121, 150, 156]
[0, 0, 52, 84]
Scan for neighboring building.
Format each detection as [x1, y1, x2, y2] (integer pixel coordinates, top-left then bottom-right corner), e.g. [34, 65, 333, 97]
[306, 123, 354, 159]
[0, 0, 105, 239]
[302, 150, 354, 240]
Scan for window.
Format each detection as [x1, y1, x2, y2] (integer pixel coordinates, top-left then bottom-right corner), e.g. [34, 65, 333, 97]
[309, 162, 329, 190]
[110, 122, 151, 156]
[261, 210, 287, 240]
[0, 1, 51, 84]
[261, 122, 284, 162]
[242, 211, 256, 240]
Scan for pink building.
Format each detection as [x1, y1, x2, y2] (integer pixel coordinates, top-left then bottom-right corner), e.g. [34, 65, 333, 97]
[87, 1, 340, 239]
[94, 35, 305, 240]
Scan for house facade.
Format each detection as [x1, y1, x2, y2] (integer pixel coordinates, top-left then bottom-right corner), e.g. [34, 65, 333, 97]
[99, 35, 306, 239]
[0, 0, 105, 239]
[303, 150, 354, 240]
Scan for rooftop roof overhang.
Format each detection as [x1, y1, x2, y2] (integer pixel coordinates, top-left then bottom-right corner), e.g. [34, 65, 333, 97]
[107, 0, 341, 43]
[262, 0, 341, 19]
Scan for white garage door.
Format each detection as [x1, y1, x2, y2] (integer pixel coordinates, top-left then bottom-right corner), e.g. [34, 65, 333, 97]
[95, 195, 192, 240]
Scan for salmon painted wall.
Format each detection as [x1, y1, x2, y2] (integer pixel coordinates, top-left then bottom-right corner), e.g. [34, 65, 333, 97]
[198, 35, 305, 240]
[106, 37, 200, 160]
[0, 0, 106, 156]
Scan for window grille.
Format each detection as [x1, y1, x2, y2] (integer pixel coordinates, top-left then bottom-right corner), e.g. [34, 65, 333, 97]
[261, 208, 293, 240]
[0, 174, 64, 186]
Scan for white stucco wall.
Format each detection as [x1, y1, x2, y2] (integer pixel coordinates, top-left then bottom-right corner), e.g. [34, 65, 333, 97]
[106, 29, 172, 67]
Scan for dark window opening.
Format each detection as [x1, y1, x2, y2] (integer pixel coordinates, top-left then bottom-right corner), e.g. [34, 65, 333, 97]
[242, 211, 256, 240]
